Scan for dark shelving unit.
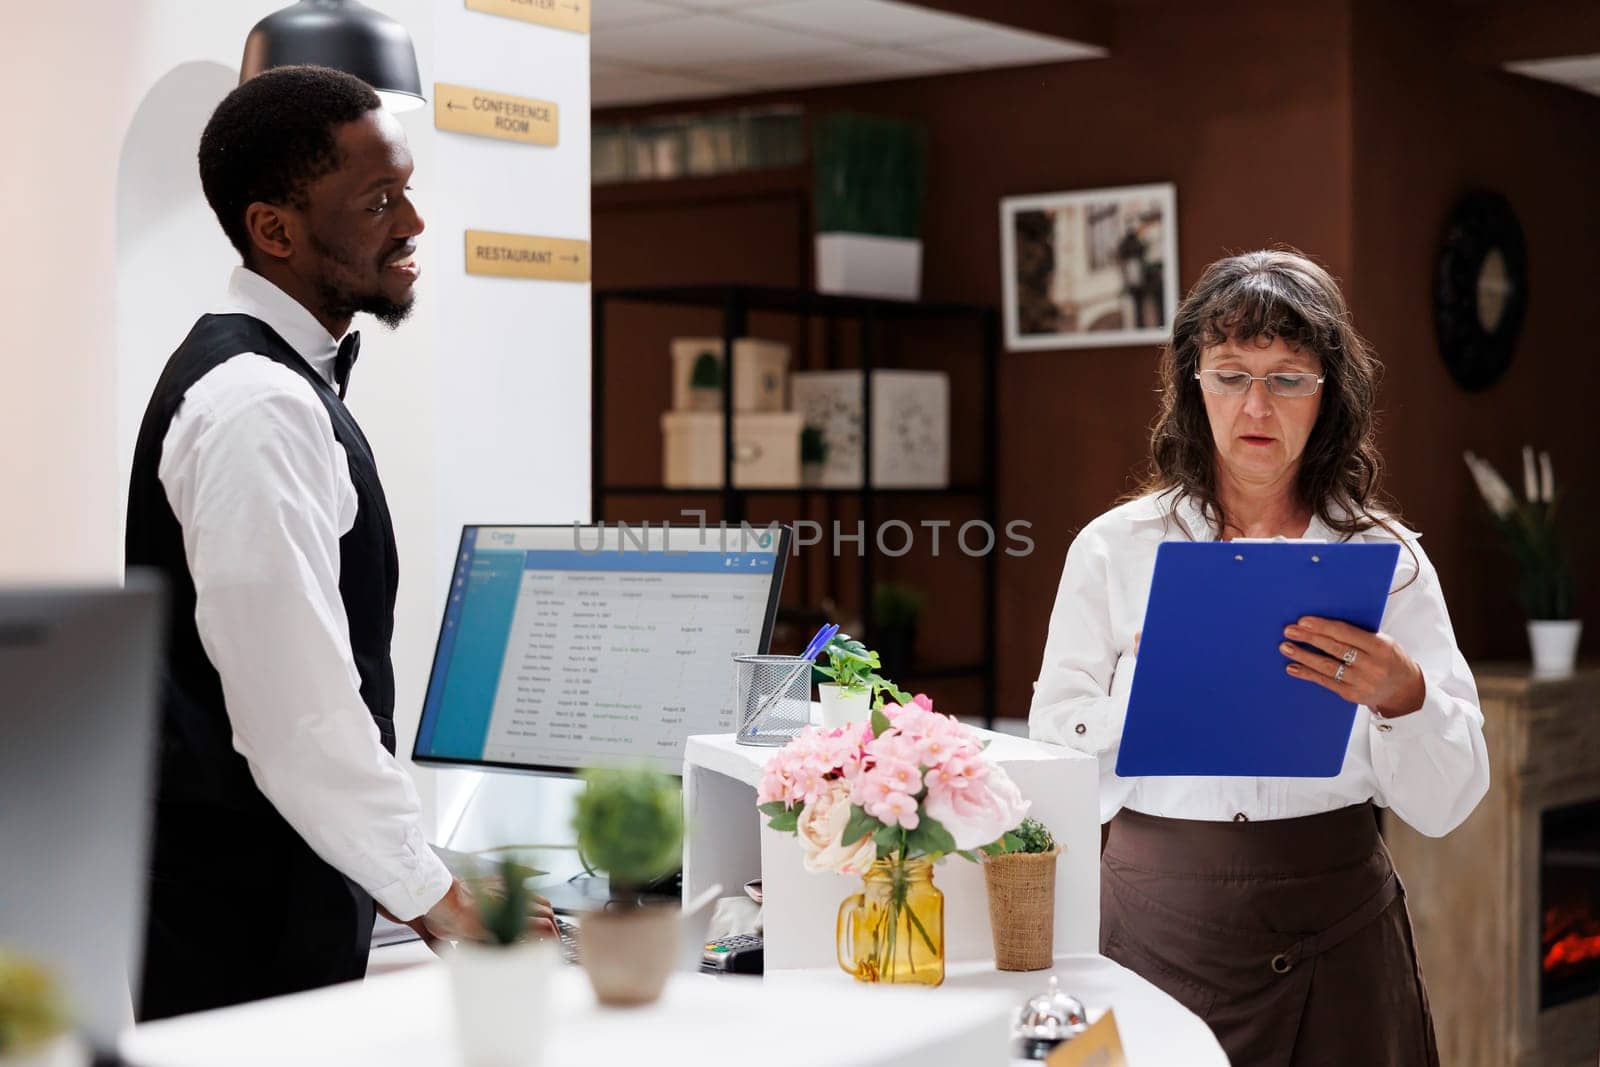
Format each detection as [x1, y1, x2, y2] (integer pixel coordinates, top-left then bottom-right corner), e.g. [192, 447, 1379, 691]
[592, 284, 1000, 725]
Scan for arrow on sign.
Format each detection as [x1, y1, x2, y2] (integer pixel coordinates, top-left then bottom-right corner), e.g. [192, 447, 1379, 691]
[562, 2, 581, 10]
[447, 101, 466, 110]
[559, 254, 580, 263]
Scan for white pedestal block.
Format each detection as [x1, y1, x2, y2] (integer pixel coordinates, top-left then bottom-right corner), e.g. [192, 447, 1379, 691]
[683, 726, 1100, 971]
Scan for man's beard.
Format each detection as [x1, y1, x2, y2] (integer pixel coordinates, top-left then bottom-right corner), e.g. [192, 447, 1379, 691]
[309, 233, 415, 329]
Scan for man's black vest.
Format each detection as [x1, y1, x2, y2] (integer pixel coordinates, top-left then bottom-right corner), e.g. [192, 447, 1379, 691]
[126, 313, 399, 816]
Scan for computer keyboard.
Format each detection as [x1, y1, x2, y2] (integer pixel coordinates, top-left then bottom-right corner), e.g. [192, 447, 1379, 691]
[554, 914, 581, 964]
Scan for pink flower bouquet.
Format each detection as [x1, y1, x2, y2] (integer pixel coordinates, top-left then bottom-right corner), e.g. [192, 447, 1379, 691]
[756, 694, 1030, 871]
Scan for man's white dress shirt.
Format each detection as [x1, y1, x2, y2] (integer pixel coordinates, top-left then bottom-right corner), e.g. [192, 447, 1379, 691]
[1029, 489, 1490, 837]
[157, 266, 452, 920]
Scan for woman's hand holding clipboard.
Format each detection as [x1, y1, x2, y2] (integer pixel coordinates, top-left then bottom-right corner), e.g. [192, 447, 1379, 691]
[1115, 541, 1403, 779]
[1280, 616, 1426, 719]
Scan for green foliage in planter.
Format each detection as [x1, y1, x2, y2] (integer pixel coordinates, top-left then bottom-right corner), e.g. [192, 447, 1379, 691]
[813, 633, 911, 707]
[573, 765, 684, 890]
[813, 113, 927, 239]
[982, 816, 1055, 857]
[872, 583, 924, 632]
[0, 951, 68, 1054]
[800, 424, 828, 464]
[472, 856, 543, 947]
[689, 351, 722, 390]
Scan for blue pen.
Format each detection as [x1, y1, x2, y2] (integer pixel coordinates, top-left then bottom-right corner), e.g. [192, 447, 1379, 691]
[798, 622, 841, 663]
[744, 622, 840, 735]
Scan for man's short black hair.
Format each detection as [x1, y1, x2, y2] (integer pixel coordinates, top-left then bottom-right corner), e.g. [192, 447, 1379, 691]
[199, 65, 382, 261]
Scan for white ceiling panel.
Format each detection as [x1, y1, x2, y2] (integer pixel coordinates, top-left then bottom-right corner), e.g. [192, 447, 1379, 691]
[701, 45, 956, 86]
[660, 0, 792, 9]
[594, 13, 842, 65]
[1505, 53, 1600, 98]
[738, 0, 990, 47]
[589, 0, 1105, 106]
[591, 0, 683, 29]
[915, 28, 1104, 67]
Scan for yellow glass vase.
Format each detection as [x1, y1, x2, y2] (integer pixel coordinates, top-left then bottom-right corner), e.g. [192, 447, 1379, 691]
[835, 857, 945, 986]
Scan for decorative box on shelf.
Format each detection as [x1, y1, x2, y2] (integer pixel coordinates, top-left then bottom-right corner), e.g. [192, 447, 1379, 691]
[669, 337, 789, 413]
[790, 369, 949, 488]
[661, 412, 803, 488]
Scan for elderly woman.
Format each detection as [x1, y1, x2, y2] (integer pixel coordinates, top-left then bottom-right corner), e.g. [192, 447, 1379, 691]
[1030, 249, 1488, 1066]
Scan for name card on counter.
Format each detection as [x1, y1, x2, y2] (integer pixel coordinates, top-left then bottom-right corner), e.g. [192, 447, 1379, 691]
[435, 83, 558, 146]
[465, 0, 589, 33]
[465, 230, 590, 282]
[1047, 1010, 1128, 1067]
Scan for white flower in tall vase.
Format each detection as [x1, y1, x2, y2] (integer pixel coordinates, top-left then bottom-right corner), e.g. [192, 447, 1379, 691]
[1463, 449, 1582, 676]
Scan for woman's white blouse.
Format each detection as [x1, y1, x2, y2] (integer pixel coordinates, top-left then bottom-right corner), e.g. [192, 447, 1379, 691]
[1028, 490, 1490, 837]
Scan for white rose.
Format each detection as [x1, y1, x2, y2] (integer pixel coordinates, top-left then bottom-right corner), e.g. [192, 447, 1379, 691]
[923, 767, 1030, 852]
[797, 780, 878, 875]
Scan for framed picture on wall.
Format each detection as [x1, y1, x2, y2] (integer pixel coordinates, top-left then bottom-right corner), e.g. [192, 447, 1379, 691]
[1000, 182, 1179, 351]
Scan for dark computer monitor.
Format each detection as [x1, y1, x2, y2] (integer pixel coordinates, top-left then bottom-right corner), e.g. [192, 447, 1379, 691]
[413, 523, 790, 778]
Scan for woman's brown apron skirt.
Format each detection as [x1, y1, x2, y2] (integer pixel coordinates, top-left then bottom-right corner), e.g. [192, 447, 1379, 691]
[1100, 804, 1439, 1067]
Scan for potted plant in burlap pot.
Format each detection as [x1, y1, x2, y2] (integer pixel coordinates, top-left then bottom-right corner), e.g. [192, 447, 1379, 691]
[571, 765, 685, 1006]
[980, 817, 1062, 972]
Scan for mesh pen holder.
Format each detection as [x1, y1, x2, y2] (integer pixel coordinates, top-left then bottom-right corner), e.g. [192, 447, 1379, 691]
[734, 654, 814, 746]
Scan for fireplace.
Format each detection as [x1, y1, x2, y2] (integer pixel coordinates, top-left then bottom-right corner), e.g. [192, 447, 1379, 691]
[1386, 665, 1600, 1067]
[1541, 799, 1600, 1010]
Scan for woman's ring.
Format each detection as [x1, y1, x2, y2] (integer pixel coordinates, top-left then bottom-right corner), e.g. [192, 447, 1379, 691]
[1341, 648, 1358, 665]
[1334, 664, 1347, 682]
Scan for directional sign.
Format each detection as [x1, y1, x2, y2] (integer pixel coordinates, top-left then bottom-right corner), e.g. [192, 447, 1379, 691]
[434, 83, 558, 146]
[465, 0, 589, 33]
[465, 230, 590, 282]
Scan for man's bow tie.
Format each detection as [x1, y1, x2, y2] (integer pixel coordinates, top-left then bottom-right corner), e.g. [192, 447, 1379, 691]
[334, 331, 361, 400]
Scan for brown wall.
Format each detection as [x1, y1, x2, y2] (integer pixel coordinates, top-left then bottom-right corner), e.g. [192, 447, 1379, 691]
[595, 0, 1598, 719]
[1349, 0, 1600, 662]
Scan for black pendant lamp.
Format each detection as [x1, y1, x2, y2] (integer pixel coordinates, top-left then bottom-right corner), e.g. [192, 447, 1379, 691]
[241, 0, 425, 112]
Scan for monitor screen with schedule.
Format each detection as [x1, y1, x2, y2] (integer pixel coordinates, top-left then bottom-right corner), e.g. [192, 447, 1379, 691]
[412, 524, 790, 777]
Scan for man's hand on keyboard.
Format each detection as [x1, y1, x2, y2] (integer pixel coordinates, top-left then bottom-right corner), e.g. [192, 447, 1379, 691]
[418, 878, 559, 945]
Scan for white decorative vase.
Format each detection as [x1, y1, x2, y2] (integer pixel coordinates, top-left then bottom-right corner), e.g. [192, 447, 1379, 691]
[815, 233, 922, 300]
[1528, 619, 1582, 678]
[818, 683, 872, 730]
[449, 939, 555, 1066]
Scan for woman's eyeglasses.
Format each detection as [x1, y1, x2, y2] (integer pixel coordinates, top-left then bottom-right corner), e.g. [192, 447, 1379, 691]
[1194, 369, 1325, 398]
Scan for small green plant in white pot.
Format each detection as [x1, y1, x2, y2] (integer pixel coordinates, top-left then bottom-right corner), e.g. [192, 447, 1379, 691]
[687, 351, 722, 412]
[448, 857, 556, 1067]
[0, 951, 84, 1067]
[814, 634, 909, 729]
[572, 765, 685, 1006]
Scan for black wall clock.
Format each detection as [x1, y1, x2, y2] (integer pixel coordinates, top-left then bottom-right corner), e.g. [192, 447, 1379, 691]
[1433, 190, 1528, 392]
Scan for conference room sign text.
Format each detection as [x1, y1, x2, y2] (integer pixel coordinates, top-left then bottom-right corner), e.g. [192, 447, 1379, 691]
[465, 231, 591, 282]
[465, 0, 590, 34]
[435, 83, 558, 146]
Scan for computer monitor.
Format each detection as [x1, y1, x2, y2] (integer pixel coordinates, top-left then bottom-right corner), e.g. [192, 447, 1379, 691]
[413, 523, 791, 777]
[0, 575, 164, 1054]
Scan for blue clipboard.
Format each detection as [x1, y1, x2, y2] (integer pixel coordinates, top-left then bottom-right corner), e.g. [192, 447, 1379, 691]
[1115, 540, 1400, 779]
